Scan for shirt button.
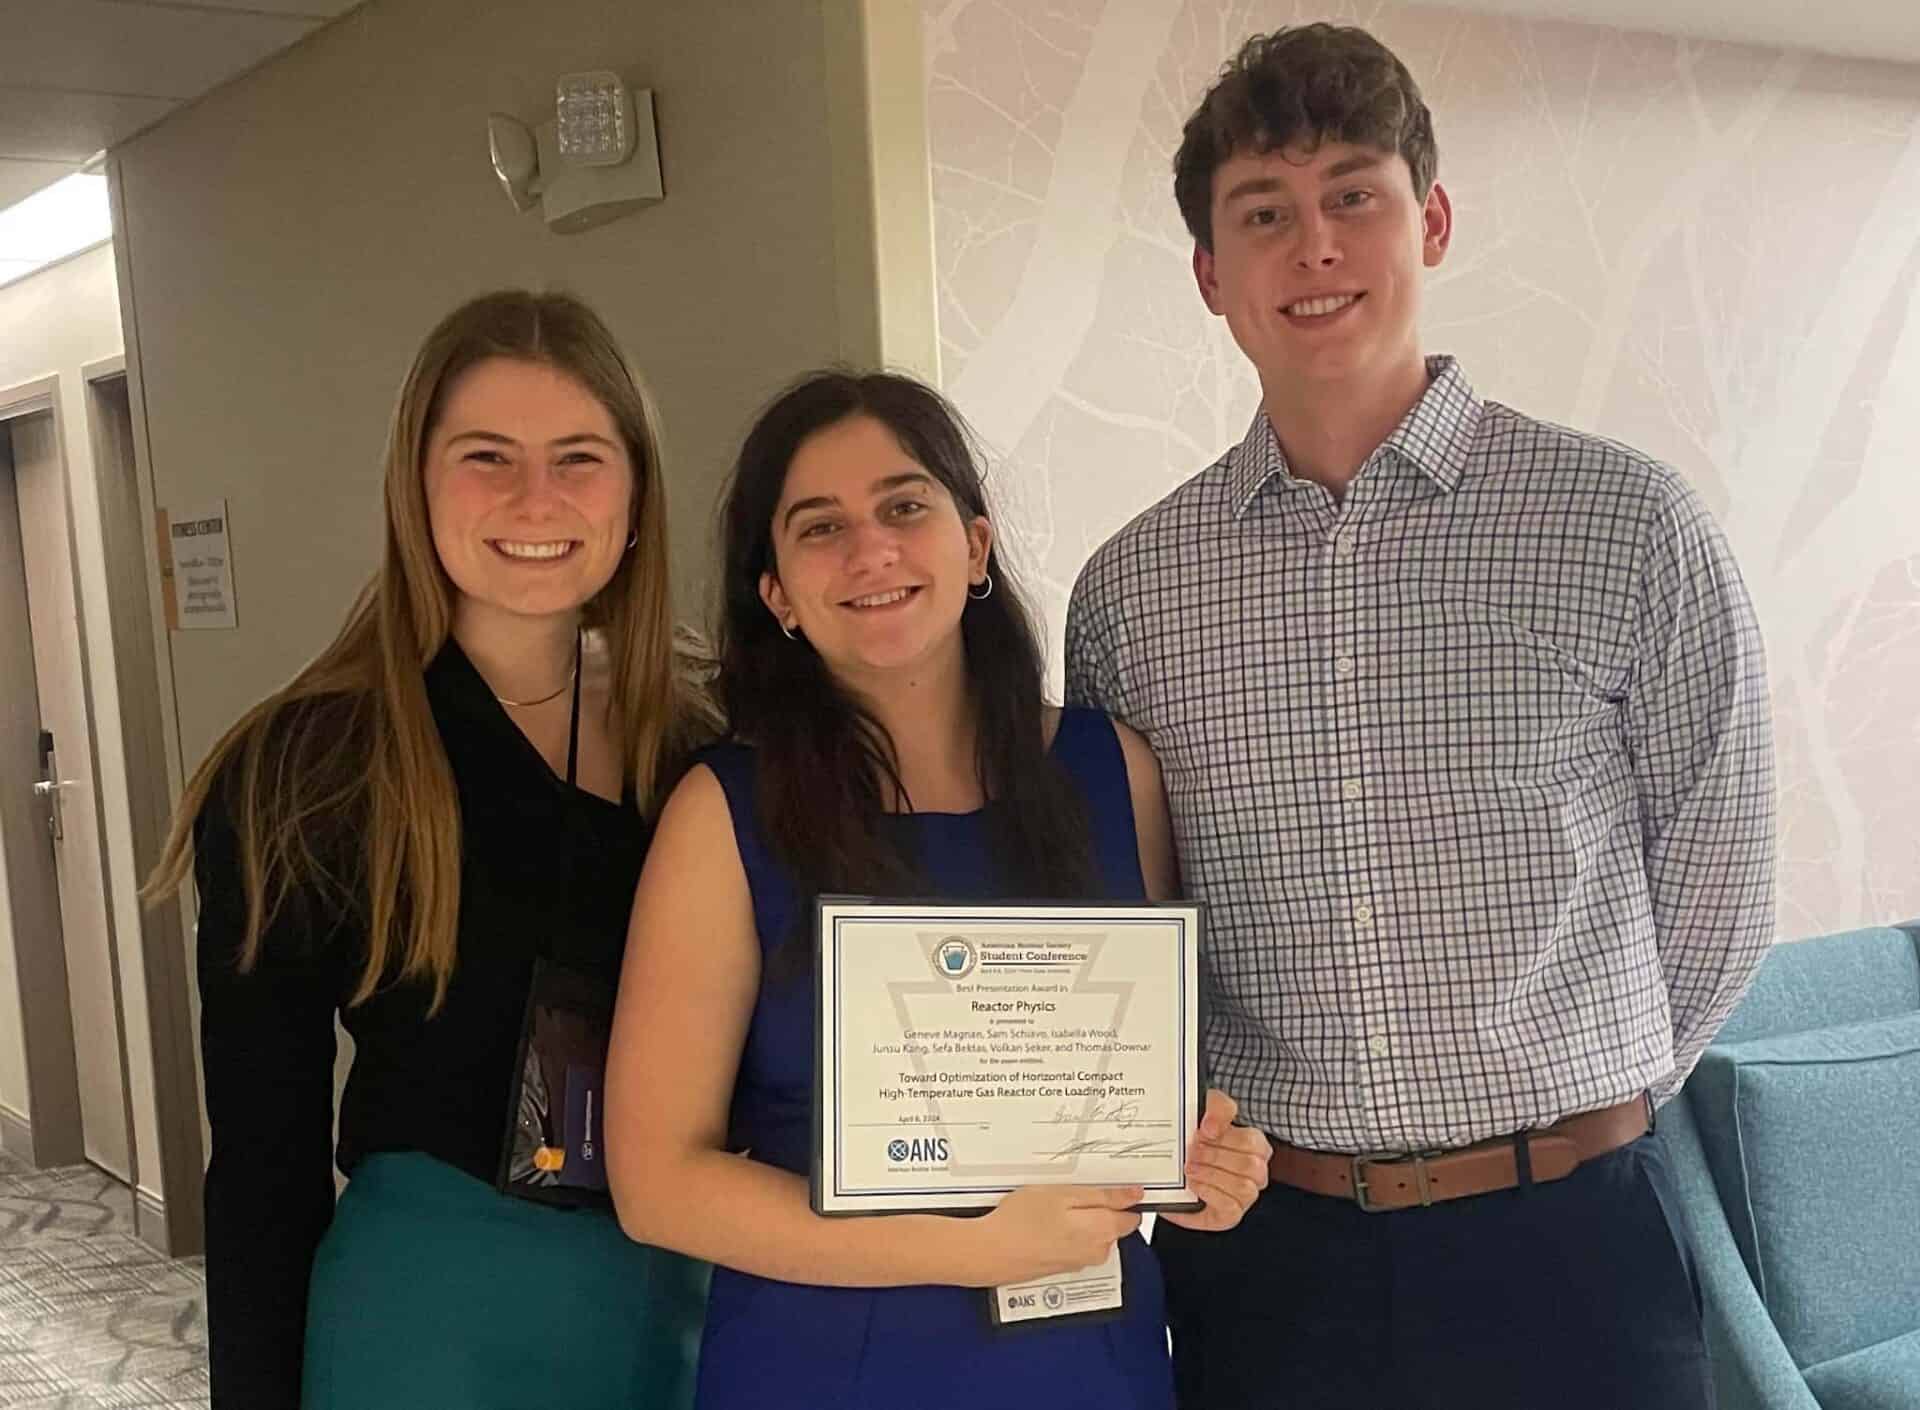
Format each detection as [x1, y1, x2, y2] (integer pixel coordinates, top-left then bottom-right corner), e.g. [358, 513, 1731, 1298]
[1353, 900, 1375, 926]
[1341, 779, 1363, 802]
[1334, 655, 1356, 678]
[1368, 1035, 1391, 1059]
[1334, 530, 1357, 560]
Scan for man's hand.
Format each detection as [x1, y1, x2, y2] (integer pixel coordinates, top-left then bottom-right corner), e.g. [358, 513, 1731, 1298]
[1160, 1088, 1271, 1233]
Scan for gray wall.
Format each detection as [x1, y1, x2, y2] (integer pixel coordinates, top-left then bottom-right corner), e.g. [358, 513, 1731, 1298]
[114, 0, 851, 773]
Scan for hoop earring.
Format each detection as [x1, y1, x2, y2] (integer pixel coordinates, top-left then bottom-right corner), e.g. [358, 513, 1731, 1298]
[779, 621, 798, 641]
[968, 574, 994, 601]
[625, 529, 638, 550]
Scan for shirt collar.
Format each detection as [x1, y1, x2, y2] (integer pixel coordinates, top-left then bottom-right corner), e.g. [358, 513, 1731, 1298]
[1227, 355, 1483, 515]
[426, 634, 489, 716]
[424, 635, 518, 761]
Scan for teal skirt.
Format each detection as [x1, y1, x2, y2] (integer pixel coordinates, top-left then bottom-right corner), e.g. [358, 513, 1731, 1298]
[304, 1152, 707, 1409]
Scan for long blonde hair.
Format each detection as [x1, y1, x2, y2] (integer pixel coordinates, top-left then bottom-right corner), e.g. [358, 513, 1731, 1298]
[146, 290, 711, 1010]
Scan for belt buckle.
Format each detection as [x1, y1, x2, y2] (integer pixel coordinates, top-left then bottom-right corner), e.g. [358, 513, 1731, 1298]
[1349, 1152, 1433, 1213]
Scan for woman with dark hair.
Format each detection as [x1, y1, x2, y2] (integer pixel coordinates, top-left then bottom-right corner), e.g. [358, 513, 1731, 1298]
[604, 370, 1270, 1408]
[149, 291, 713, 1408]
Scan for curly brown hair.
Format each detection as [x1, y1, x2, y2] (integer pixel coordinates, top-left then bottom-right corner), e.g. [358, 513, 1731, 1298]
[1174, 24, 1437, 250]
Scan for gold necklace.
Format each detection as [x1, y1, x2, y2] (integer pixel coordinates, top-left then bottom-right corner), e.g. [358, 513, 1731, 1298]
[491, 660, 578, 708]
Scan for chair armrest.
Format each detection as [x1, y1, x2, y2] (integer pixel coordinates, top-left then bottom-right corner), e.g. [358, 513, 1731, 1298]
[1658, 1100, 1821, 1410]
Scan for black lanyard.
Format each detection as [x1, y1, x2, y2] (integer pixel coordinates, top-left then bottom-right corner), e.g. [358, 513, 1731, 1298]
[565, 628, 582, 789]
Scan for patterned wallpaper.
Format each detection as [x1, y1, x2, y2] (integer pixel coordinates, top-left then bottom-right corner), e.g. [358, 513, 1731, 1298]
[923, 0, 1920, 938]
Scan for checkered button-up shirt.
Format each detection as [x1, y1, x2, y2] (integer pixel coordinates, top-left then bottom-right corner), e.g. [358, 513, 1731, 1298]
[1066, 357, 1777, 1154]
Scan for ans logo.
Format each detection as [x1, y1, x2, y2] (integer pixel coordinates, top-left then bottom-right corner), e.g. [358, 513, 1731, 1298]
[932, 936, 976, 980]
[1007, 1286, 1066, 1314]
[886, 1137, 949, 1164]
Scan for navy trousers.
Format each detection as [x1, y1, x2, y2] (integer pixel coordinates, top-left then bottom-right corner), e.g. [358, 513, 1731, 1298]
[1152, 1135, 1712, 1409]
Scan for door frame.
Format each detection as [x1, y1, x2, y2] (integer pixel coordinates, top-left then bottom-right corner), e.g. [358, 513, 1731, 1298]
[0, 377, 95, 1173]
[79, 353, 205, 1253]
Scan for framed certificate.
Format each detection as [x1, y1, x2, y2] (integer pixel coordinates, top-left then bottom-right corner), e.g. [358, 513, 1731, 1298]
[811, 897, 1204, 1216]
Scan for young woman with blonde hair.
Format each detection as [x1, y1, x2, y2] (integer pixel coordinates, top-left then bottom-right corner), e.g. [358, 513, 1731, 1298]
[149, 289, 712, 1408]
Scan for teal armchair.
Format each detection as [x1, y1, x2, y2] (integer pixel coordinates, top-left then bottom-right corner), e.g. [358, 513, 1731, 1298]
[1660, 923, 1920, 1410]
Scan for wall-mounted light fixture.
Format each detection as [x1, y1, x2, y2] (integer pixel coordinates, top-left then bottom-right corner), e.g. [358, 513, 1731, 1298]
[487, 71, 663, 234]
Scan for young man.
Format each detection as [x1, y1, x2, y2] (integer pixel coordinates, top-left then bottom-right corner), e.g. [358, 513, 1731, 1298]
[1065, 24, 1776, 1410]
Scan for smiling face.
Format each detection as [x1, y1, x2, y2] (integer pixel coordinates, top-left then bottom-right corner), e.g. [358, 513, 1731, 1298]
[422, 356, 635, 630]
[759, 413, 991, 685]
[1194, 139, 1450, 401]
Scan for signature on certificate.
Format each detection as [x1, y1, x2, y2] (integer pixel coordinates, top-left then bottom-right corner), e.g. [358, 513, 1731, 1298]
[1035, 1136, 1173, 1162]
[1039, 1098, 1144, 1128]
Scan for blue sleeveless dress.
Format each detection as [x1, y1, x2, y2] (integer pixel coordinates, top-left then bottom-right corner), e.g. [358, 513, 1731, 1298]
[695, 708, 1175, 1410]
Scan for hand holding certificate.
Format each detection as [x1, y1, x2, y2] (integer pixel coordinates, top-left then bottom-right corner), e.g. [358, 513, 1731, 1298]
[812, 898, 1205, 1217]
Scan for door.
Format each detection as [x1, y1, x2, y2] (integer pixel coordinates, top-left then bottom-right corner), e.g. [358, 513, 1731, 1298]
[0, 421, 83, 1164]
[2, 410, 135, 1179]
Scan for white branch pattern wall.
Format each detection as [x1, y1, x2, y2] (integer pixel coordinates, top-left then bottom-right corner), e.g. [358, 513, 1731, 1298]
[924, 0, 1920, 936]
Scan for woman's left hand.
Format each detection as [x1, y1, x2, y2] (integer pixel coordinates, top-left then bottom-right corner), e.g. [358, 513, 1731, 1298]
[1158, 1088, 1271, 1233]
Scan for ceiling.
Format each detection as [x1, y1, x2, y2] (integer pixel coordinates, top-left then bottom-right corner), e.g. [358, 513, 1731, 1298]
[0, 0, 363, 211]
[0, 0, 1914, 218]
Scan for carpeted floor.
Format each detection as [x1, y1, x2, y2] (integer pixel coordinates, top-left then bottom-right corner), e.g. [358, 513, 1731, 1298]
[0, 1149, 207, 1408]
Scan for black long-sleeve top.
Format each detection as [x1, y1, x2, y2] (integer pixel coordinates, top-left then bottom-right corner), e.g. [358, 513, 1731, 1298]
[194, 641, 650, 1408]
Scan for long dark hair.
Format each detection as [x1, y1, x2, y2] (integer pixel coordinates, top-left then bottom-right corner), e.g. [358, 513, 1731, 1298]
[717, 370, 1094, 929]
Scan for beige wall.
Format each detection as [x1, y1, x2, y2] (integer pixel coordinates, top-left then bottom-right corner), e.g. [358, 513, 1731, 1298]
[924, 0, 1920, 938]
[825, 0, 943, 384]
[113, 0, 865, 778]
[0, 241, 164, 1192]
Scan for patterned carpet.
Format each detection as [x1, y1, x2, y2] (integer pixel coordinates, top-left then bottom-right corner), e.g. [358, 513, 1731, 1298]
[0, 1150, 207, 1408]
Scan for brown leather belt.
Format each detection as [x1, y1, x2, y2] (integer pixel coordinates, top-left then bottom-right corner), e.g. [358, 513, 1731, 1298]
[1267, 1095, 1652, 1213]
